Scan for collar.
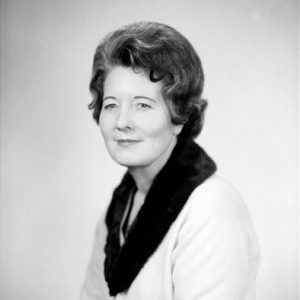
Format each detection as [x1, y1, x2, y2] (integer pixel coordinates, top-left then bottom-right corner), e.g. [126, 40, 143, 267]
[104, 139, 217, 296]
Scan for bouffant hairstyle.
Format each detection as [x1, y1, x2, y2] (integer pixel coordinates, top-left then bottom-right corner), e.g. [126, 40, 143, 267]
[89, 22, 207, 141]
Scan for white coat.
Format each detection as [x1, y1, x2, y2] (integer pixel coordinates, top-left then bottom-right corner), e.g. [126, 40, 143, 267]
[81, 175, 260, 300]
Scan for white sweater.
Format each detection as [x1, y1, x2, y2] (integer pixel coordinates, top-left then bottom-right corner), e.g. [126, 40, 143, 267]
[81, 175, 260, 300]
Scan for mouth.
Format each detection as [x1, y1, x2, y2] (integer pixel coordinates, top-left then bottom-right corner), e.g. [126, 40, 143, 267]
[116, 139, 141, 146]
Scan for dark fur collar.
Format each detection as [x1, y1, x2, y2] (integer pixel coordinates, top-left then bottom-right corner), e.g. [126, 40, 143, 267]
[104, 139, 217, 296]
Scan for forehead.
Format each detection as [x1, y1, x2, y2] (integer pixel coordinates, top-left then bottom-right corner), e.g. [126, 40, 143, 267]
[104, 66, 163, 98]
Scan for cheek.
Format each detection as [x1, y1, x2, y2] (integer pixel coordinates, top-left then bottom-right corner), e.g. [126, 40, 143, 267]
[99, 116, 111, 139]
[140, 117, 175, 138]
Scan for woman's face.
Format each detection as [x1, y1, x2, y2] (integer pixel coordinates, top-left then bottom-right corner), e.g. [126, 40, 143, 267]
[99, 66, 182, 171]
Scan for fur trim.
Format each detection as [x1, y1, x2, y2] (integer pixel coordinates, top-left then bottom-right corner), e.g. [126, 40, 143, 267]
[104, 140, 217, 296]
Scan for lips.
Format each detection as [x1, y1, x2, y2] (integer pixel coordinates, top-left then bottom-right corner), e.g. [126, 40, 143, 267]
[117, 139, 140, 142]
[116, 138, 141, 146]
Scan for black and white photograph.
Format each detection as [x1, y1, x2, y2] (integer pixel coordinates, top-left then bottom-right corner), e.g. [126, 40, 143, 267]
[0, 0, 298, 299]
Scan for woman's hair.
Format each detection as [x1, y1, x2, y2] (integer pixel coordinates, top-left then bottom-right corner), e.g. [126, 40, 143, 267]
[89, 22, 207, 140]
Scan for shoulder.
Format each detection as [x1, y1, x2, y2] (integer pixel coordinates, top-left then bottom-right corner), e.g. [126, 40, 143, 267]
[171, 178, 260, 300]
[185, 174, 250, 220]
[176, 174, 259, 244]
[174, 174, 260, 259]
[191, 174, 242, 203]
[93, 210, 108, 246]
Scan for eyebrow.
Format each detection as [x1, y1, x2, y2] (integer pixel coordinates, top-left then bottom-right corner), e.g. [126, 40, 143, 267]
[134, 96, 157, 103]
[103, 96, 157, 102]
[103, 96, 116, 101]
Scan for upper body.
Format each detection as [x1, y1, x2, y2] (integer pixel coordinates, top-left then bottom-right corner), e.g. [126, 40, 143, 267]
[82, 21, 260, 299]
[80, 174, 260, 300]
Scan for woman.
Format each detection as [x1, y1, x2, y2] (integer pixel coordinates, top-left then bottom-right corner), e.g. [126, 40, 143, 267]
[81, 22, 260, 300]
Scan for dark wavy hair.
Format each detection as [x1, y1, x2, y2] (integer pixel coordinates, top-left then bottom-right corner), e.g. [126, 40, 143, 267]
[89, 22, 207, 141]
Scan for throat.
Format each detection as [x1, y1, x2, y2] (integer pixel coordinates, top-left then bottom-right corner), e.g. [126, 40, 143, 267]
[128, 170, 153, 195]
[122, 189, 145, 239]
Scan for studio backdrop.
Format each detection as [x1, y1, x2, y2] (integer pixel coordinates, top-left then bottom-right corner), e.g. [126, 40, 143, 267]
[0, 0, 298, 299]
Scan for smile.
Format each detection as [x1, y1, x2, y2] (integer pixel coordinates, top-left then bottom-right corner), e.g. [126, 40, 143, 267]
[116, 139, 141, 146]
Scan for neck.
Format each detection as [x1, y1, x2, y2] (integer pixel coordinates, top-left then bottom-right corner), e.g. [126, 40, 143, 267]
[128, 138, 177, 196]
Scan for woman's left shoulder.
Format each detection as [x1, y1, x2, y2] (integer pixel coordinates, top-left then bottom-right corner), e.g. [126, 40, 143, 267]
[178, 174, 260, 259]
[185, 174, 252, 221]
[172, 178, 260, 300]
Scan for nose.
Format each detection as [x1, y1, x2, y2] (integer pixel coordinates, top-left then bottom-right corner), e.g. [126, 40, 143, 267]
[116, 105, 134, 131]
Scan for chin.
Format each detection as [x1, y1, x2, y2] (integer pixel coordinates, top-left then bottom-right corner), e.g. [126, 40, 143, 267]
[113, 157, 148, 168]
[110, 152, 152, 168]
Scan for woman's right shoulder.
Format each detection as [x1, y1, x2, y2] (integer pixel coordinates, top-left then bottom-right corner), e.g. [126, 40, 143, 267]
[94, 208, 109, 243]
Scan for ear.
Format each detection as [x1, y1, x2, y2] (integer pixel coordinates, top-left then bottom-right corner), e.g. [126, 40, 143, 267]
[173, 124, 183, 136]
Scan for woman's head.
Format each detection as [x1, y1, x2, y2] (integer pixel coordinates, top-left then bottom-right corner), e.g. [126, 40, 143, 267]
[89, 21, 207, 141]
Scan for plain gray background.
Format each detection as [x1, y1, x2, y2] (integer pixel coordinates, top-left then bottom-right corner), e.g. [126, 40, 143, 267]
[0, 0, 298, 299]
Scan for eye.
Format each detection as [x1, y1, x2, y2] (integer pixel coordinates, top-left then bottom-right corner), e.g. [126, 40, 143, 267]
[103, 103, 118, 110]
[136, 103, 152, 110]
